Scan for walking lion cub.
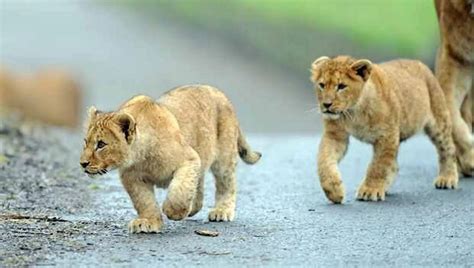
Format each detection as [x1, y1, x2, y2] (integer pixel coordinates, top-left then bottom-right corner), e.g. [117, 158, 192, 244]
[311, 56, 458, 203]
[80, 85, 261, 233]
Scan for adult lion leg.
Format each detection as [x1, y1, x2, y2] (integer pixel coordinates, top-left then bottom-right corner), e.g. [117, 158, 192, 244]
[121, 173, 163, 233]
[357, 134, 399, 202]
[188, 175, 204, 217]
[452, 74, 473, 177]
[317, 123, 349, 204]
[460, 86, 472, 129]
[163, 151, 201, 221]
[436, 52, 473, 176]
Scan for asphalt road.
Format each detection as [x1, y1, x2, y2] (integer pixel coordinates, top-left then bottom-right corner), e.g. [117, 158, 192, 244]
[1, 1, 473, 266]
[52, 135, 473, 266]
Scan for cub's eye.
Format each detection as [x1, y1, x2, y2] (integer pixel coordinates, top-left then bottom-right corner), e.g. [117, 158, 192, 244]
[337, 83, 347, 91]
[96, 140, 107, 150]
[318, 82, 325, 89]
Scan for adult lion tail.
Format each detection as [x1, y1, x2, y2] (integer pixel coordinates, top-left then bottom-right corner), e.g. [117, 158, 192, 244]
[238, 128, 262, 165]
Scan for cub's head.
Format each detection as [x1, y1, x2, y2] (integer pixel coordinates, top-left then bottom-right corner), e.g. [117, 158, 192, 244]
[79, 106, 136, 176]
[310, 56, 372, 120]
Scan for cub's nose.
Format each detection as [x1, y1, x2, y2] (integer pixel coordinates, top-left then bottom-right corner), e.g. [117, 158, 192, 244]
[323, 102, 333, 109]
[80, 161, 90, 168]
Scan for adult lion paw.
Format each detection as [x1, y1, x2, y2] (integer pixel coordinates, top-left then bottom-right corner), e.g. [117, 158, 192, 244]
[356, 182, 385, 201]
[434, 175, 458, 189]
[128, 218, 162, 234]
[162, 199, 191, 221]
[208, 207, 235, 222]
[321, 179, 345, 204]
[457, 149, 474, 177]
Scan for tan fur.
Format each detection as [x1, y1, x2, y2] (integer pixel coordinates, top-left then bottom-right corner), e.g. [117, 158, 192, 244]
[311, 56, 458, 203]
[79, 85, 261, 233]
[460, 89, 472, 128]
[434, 0, 474, 177]
[0, 67, 81, 127]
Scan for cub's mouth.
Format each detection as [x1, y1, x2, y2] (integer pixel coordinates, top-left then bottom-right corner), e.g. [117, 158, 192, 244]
[322, 110, 339, 115]
[321, 109, 342, 120]
[84, 169, 108, 176]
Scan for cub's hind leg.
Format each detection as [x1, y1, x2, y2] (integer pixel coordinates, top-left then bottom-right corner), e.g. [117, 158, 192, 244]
[208, 124, 239, 222]
[425, 117, 459, 189]
[209, 157, 237, 222]
[425, 73, 460, 188]
[424, 99, 459, 189]
[208, 102, 240, 222]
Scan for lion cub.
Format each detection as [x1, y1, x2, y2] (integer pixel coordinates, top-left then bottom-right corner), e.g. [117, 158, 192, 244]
[80, 85, 261, 233]
[310, 56, 458, 203]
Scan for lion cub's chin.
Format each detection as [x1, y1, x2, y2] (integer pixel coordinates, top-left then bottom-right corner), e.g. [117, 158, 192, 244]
[322, 112, 341, 120]
[86, 173, 101, 179]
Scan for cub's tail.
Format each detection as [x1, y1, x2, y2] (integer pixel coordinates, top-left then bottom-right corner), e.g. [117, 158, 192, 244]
[238, 128, 262, 165]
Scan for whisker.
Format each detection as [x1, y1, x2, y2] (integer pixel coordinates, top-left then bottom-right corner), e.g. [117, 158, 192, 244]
[305, 107, 318, 113]
[305, 107, 321, 114]
[343, 111, 350, 121]
[341, 110, 347, 120]
[344, 110, 354, 121]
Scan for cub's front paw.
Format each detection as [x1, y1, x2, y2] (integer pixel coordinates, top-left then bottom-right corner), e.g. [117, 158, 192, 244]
[188, 199, 203, 217]
[208, 207, 235, 222]
[128, 218, 162, 234]
[434, 174, 458, 189]
[356, 182, 385, 201]
[162, 199, 191, 221]
[321, 179, 345, 204]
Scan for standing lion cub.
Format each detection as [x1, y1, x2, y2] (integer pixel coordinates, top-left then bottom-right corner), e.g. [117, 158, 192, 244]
[80, 85, 261, 233]
[311, 56, 458, 203]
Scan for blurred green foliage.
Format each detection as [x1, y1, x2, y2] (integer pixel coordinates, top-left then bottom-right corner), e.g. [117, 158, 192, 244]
[161, 0, 438, 55]
[124, 0, 439, 76]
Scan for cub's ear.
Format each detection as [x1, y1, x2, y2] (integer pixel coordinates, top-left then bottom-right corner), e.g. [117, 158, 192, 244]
[87, 106, 99, 120]
[84, 106, 101, 131]
[114, 112, 136, 144]
[310, 56, 330, 82]
[350, 59, 373, 81]
[311, 56, 330, 70]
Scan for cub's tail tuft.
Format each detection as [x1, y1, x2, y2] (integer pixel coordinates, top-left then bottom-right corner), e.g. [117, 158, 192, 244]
[238, 128, 262, 165]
